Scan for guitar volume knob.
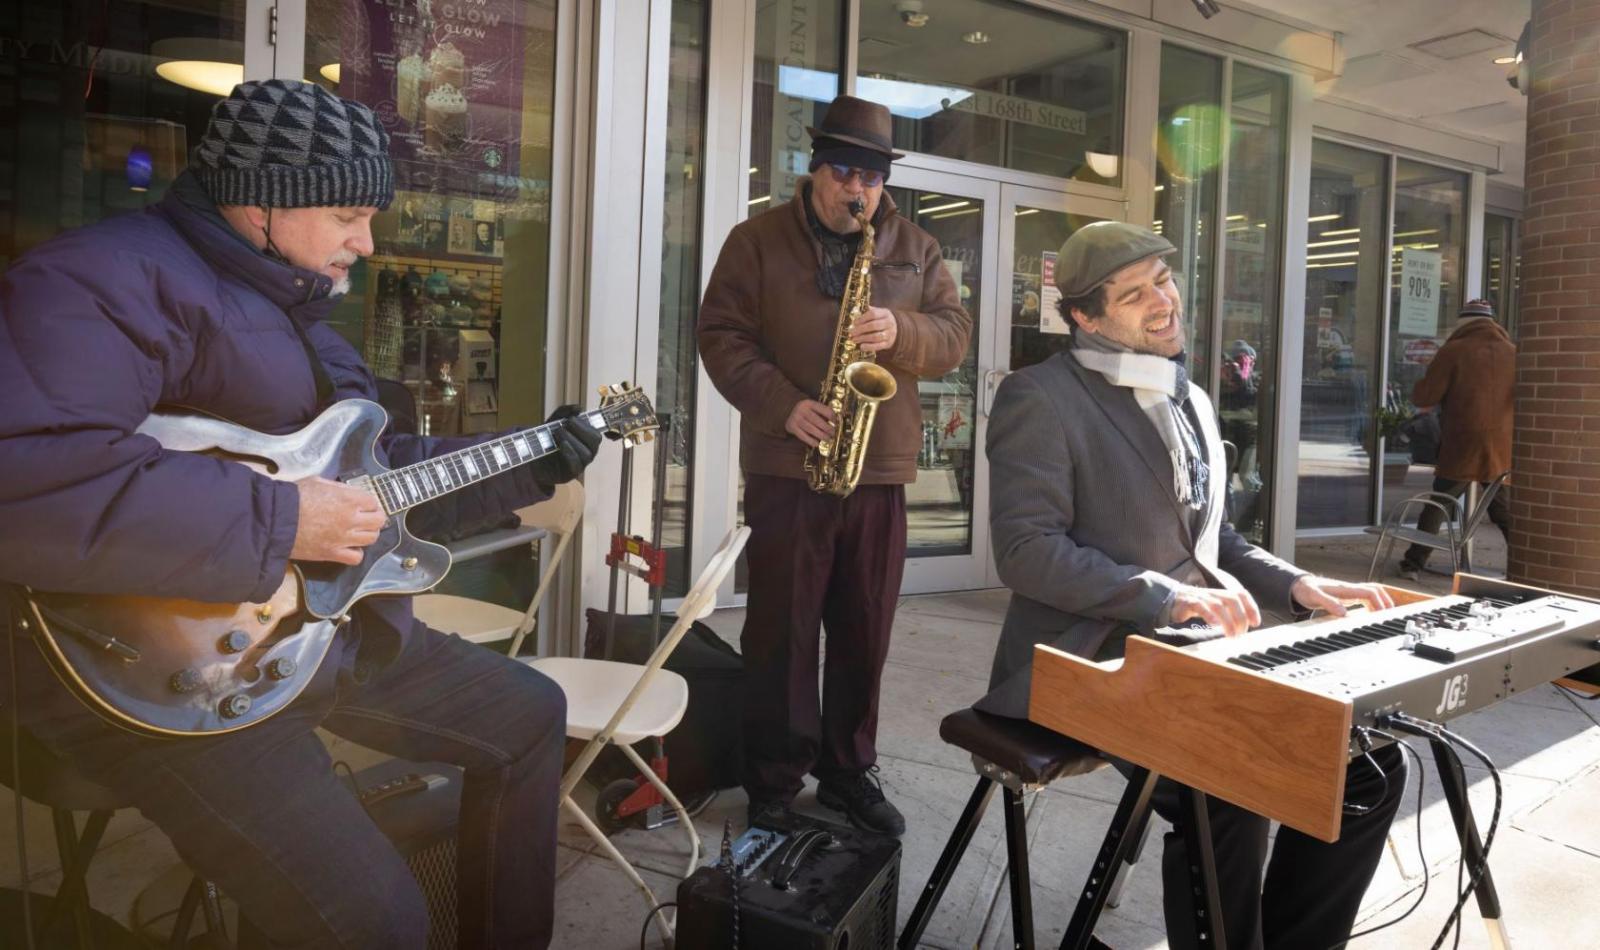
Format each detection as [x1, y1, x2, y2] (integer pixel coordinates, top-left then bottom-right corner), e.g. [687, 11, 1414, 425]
[169, 668, 201, 694]
[218, 693, 252, 719]
[265, 657, 297, 681]
[219, 630, 251, 654]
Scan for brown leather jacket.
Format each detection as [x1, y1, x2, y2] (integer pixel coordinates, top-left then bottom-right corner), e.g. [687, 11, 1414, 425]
[698, 182, 972, 485]
[1412, 317, 1516, 482]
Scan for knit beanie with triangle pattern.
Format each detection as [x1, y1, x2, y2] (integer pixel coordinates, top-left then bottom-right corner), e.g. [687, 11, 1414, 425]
[191, 78, 394, 210]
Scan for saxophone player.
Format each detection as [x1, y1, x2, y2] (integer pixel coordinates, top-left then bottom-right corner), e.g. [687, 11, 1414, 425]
[699, 95, 971, 836]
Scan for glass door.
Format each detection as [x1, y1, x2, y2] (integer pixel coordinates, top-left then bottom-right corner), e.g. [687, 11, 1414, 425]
[984, 185, 1122, 586]
[884, 166, 999, 594]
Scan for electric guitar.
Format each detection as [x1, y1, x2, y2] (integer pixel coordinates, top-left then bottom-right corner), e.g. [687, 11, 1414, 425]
[22, 383, 657, 737]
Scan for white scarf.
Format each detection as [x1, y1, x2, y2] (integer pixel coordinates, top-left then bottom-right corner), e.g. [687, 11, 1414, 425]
[1072, 336, 1242, 590]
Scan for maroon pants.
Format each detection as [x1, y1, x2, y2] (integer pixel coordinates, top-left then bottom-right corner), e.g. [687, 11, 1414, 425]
[740, 472, 907, 802]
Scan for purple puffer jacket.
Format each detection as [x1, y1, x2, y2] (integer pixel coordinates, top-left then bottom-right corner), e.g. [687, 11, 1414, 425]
[0, 172, 550, 666]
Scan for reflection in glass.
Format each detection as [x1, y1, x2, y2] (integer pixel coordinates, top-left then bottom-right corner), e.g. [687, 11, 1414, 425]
[307, 0, 560, 444]
[1009, 206, 1103, 372]
[1297, 141, 1387, 529]
[1, 0, 245, 263]
[748, 0, 843, 210]
[653, 0, 711, 596]
[1383, 160, 1469, 515]
[1218, 63, 1288, 544]
[887, 188, 982, 557]
[1483, 212, 1520, 340]
[856, 0, 1125, 184]
[1155, 44, 1224, 378]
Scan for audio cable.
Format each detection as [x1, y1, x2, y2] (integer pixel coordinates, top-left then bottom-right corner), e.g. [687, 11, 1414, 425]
[1325, 729, 1428, 950]
[1380, 712, 1504, 950]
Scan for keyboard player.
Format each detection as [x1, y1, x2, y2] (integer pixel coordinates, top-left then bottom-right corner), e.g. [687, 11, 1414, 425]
[976, 222, 1403, 950]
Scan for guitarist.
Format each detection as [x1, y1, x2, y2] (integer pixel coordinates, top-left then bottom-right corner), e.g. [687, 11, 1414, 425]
[0, 80, 594, 948]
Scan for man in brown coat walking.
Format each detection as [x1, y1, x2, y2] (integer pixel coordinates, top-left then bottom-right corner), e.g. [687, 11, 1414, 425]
[1398, 297, 1515, 579]
[698, 95, 971, 835]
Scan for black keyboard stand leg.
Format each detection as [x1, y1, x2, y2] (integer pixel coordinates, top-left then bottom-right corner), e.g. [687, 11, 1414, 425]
[898, 776, 998, 949]
[1430, 737, 1511, 950]
[1060, 768, 1158, 950]
[1178, 785, 1227, 950]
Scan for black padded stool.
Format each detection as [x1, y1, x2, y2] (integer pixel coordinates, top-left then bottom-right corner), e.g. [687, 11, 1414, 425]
[0, 723, 227, 948]
[898, 707, 1141, 950]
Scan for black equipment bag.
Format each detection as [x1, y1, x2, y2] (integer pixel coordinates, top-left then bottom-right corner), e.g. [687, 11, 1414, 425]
[582, 608, 744, 794]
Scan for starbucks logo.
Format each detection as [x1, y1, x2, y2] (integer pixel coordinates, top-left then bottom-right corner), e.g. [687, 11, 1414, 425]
[483, 147, 503, 169]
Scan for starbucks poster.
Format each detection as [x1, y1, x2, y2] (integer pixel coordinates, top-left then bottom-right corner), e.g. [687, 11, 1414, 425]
[339, 0, 524, 193]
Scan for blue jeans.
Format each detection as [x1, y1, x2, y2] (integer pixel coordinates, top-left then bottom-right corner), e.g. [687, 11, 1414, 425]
[9, 617, 565, 949]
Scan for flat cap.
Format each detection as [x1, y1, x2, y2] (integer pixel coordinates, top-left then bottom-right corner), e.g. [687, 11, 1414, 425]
[1054, 221, 1176, 298]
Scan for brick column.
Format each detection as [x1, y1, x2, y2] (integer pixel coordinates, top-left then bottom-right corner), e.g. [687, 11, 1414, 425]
[1510, 0, 1600, 596]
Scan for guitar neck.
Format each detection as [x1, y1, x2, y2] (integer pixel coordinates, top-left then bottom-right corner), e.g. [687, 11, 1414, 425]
[369, 410, 605, 515]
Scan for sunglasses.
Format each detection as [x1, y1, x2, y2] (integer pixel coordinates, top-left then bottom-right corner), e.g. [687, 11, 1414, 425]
[824, 163, 885, 188]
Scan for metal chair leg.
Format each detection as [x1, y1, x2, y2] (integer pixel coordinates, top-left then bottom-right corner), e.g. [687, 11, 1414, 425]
[43, 807, 111, 949]
[1002, 787, 1035, 950]
[898, 776, 997, 949]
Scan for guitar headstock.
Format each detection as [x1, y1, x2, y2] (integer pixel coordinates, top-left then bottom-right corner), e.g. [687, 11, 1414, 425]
[596, 382, 659, 446]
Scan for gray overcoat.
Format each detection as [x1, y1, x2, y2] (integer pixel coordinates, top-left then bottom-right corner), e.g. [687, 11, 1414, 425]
[975, 351, 1306, 719]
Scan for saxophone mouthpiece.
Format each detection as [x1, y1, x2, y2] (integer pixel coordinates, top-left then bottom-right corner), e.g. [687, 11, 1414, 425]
[848, 199, 865, 217]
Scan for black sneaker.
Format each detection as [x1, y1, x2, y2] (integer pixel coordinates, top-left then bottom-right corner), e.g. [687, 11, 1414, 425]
[1396, 561, 1421, 582]
[747, 796, 791, 830]
[816, 766, 905, 837]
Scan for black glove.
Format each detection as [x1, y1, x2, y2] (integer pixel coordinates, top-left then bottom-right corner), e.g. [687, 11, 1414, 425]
[530, 404, 601, 487]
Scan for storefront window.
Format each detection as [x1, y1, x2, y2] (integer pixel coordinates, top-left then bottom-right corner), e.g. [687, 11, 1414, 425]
[1155, 44, 1224, 381]
[306, 0, 560, 439]
[655, 0, 711, 596]
[856, 1, 1125, 185]
[1218, 63, 1288, 544]
[1483, 211, 1520, 339]
[1297, 140, 1388, 529]
[888, 187, 982, 557]
[1383, 159, 1468, 514]
[0, 0, 247, 264]
[748, 0, 843, 210]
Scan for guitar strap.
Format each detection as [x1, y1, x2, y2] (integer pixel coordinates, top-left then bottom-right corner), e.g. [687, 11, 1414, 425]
[287, 315, 336, 409]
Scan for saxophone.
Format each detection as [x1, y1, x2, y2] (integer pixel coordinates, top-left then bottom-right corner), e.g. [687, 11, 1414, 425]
[804, 199, 898, 497]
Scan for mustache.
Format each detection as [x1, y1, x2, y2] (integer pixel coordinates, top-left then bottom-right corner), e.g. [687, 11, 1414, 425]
[327, 252, 359, 267]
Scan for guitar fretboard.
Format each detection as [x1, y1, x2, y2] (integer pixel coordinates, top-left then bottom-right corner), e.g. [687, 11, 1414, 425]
[370, 410, 605, 514]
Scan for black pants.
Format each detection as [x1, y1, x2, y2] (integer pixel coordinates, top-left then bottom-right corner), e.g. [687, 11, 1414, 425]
[739, 473, 907, 802]
[1403, 477, 1511, 569]
[8, 619, 565, 949]
[1117, 744, 1404, 950]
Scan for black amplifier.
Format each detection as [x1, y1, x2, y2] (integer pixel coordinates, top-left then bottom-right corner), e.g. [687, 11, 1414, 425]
[675, 810, 900, 950]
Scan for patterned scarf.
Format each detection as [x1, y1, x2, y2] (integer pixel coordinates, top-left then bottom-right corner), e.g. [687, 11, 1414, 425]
[801, 182, 863, 299]
[1072, 332, 1209, 508]
[1072, 332, 1241, 590]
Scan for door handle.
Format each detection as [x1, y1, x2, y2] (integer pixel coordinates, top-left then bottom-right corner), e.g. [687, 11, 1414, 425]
[980, 369, 1010, 417]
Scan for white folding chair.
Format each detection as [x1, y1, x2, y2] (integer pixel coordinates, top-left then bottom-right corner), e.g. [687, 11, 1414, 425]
[530, 526, 749, 944]
[412, 481, 584, 656]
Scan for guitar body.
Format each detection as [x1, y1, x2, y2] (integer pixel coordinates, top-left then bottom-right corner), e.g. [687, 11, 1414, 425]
[24, 384, 656, 737]
[28, 399, 451, 736]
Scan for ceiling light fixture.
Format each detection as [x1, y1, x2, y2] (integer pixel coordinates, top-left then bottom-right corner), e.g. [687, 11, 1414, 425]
[151, 37, 244, 96]
[1192, 0, 1221, 19]
[1085, 151, 1120, 179]
[963, 31, 990, 45]
[896, 1, 930, 28]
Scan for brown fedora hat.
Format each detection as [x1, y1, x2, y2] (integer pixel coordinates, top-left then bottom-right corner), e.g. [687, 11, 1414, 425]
[806, 95, 905, 160]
